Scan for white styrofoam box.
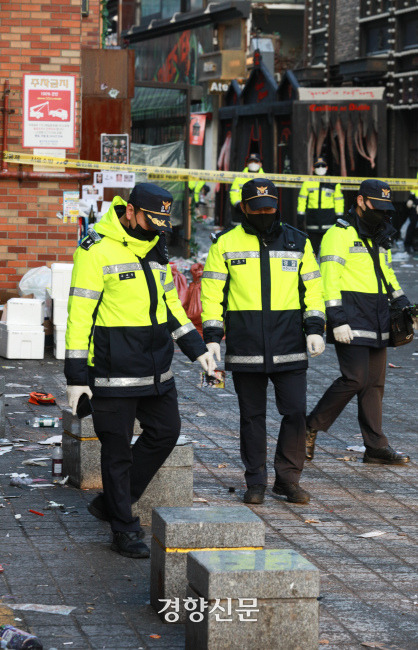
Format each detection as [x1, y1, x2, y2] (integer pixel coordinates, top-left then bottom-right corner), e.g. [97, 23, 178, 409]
[0, 322, 45, 359]
[52, 298, 69, 326]
[51, 263, 73, 300]
[5, 298, 44, 326]
[45, 287, 53, 319]
[54, 324, 67, 360]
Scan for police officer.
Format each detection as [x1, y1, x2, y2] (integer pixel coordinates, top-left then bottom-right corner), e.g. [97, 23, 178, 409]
[188, 179, 210, 209]
[297, 157, 344, 255]
[202, 178, 325, 505]
[306, 179, 418, 465]
[229, 153, 264, 223]
[65, 183, 214, 558]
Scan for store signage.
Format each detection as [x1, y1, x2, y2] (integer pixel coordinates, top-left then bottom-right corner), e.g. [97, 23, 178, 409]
[298, 87, 385, 101]
[23, 74, 76, 149]
[209, 81, 230, 93]
[309, 104, 371, 112]
[190, 114, 206, 146]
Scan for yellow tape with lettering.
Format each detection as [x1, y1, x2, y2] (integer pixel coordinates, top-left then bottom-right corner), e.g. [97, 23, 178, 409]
[3, 151, 418, 191]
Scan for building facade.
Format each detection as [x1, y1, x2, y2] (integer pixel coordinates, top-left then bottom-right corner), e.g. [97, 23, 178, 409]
[298, 0, 418, 179]
[0, 0, 102, 296]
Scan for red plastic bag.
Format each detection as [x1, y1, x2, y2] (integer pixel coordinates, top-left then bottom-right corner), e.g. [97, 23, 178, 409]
[170, 263, 188, 307]
[185, 263, 204, 336]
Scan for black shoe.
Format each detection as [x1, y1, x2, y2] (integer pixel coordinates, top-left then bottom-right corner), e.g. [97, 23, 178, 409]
[88, 494, 110, 522]
[272, 481, 310, 504]
[363, 445, 410, 465]
[111, 531, 150, 558]
[306, 427, 318, 461]
[243, 484, 266, 504]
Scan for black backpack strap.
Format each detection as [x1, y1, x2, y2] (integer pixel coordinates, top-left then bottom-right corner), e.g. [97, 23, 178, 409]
[362, 238, 393, 301]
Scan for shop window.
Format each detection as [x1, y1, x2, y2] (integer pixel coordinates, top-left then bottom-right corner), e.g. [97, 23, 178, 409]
[142, 0, 159, 19]
[311, 33, 326, 66]
[189, 0, 204, 10]
[161, 0, 181, 19]
[399, 13, 418, 50]
[362, 19, 389, 55]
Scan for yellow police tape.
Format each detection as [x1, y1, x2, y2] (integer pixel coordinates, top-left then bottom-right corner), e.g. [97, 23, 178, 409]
[3, 150, 418, 191]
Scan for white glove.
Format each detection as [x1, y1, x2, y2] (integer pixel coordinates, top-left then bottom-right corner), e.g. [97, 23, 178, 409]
[406, 199, 413, 209]
[333, 324, 353, 344]
[306, 334, 325, 358]
[412, 317, 418, 330]
[197, 351, 217, 377]
[66, 385, 93, 416]
[206, 342, 221, 362]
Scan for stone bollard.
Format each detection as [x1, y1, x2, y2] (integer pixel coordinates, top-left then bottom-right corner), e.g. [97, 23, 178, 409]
[61, 409, 193, 525]
[0, 377, 5, 437]
[185, 549, 319, 650]
[131, 441, 193, 526]
[150, 506, 265, 623]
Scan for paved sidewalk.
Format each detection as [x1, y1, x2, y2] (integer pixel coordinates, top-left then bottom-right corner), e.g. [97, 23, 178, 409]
[0, 261, 417, 649]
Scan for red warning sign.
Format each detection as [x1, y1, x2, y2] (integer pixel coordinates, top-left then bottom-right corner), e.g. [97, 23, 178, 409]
[28, 89, 71, 122]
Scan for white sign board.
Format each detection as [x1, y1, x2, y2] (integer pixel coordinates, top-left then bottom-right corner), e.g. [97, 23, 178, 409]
[23, 74, 76, 149]
[297, 87, 385, 101]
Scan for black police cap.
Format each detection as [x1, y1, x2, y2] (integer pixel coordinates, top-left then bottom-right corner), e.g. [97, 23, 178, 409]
[359, 179, 395, 212]
[241, 178, 278, 210]
[128, 183, 174, 232]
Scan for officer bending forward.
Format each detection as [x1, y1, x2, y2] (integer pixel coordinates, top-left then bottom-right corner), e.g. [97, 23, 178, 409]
[202, 179, 325, 505]
[65, 183, 213, 558]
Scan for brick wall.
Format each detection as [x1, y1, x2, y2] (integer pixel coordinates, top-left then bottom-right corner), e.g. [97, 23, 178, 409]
[0, 0, 101, 297]
[334, 0, 359, 64]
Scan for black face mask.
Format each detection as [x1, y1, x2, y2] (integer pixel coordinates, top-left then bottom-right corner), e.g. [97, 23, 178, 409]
[360, 205, 386, 234]
[245, 211, 276, 234]
[123, 219, 157, 241]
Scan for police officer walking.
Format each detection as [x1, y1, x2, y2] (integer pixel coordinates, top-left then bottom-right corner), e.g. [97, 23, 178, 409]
[297, 156, 344, 255]
[65, 183, 213, 558]
[306, 179, 418, 465]
[202, 178, 325, 505]
[229, 153, 264, 224]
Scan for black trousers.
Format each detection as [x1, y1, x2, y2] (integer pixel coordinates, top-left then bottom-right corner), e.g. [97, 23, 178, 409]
[404, 210, 418, 249]
[91, 387, 181, 533]
[307, 344, 388, 448]
[232, 370, 307, 486]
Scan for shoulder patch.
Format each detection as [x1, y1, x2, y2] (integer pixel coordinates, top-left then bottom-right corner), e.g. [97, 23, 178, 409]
[80, 231, 102, 250]
[210, 226, 235, 243]
[336, 218, 350, 229]
[283, 223, 308, 239]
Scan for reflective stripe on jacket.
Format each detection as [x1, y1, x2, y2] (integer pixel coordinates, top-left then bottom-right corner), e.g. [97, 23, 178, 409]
[320, 216, 409, 347]
[229, 167, 264, 206]
[201, 222, 325, 372]
[298, 181, 344, 229]
[64, 196, 206, 396]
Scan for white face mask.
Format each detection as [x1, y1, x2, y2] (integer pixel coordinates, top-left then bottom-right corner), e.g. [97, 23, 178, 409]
[248, 162, 261, 172]
[314, 166, 327, 176]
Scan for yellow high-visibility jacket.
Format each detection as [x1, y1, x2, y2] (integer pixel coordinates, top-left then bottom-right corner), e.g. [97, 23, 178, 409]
[201, 220, 325, 372]
[188, 179, 206, 205]
[297, 180, 344, 230]
[64, 196, 206, 396]
[229, 166, 264, 206]
[321, 209, 409, 347]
